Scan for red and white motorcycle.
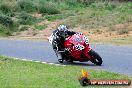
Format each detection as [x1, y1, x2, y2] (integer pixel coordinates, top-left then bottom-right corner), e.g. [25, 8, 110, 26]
[48, 33, 103, 65]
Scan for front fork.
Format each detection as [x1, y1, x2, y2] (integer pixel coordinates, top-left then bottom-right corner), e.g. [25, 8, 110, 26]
[83, 46, 92, 60]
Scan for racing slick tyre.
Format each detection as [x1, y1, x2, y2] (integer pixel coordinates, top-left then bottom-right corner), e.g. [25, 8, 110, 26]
[89, 50, 103, 66]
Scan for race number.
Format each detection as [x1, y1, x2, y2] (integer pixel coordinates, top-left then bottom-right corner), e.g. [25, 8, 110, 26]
[75, 44, 84, 50]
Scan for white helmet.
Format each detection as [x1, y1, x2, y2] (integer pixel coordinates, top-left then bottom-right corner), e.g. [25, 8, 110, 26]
[57, 25, 68, 32]
[57, 25, 68, 37]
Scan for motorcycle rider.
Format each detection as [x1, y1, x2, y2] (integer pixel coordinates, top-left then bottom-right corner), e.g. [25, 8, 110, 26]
[52, 25, 77, 62]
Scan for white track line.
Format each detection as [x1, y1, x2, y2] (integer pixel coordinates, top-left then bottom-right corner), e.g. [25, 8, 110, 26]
[3, 56, 66, 66]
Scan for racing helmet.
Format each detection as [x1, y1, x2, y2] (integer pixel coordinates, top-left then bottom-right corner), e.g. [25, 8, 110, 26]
[57, 25, 68, 37]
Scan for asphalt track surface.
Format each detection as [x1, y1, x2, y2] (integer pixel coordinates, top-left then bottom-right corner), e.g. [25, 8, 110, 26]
[0, 39, 132, 75]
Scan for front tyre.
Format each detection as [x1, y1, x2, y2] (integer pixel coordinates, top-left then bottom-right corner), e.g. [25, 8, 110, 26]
[89, 50, 103, 65]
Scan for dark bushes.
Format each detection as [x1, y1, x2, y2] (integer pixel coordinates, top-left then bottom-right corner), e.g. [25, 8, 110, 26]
[0, 24, 12, 36]
[0, 14, 13, 27]
[0, 13, 14, 36]
[17, 0, 37, 12]
[16, 0, 60, 14]
[0, 4, 11, 14]
[19, 12, 36, 25]
[0, 3, 15, 17]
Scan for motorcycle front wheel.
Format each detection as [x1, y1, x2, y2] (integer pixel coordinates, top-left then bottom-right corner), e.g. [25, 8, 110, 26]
[89, 50, 103, 66]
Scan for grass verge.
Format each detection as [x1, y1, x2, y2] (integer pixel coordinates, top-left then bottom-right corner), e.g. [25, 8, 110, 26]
[0, 56, 131, 88]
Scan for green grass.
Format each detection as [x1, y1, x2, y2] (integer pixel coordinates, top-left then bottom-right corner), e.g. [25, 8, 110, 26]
[0, 56, 131, 88]
[16, 0, 37, 12]
[0, 24, 12, 36]
[45, 11, 75, 22]
[63, 4, 132, 29]
[18, 12, 37, 25]
[45, 15, 63, 22]
[0, 0, 132, 46]
[109, 36, 132, 45]
[38, 1, 60, 15]
[34, 25, 47, 30]
[89, 35, 132, 45]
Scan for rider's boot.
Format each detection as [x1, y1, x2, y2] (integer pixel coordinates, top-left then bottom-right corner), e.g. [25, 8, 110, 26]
[55, 50, 63, 63]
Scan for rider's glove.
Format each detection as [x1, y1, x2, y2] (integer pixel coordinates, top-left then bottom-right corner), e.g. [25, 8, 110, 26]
[64, 48, 70, 52]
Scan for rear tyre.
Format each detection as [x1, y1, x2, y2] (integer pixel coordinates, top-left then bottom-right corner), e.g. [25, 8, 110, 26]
[89, 50, 103, 65]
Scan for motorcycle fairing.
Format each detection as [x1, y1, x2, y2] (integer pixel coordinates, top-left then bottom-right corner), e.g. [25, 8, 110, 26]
[64, 34, 92, 60]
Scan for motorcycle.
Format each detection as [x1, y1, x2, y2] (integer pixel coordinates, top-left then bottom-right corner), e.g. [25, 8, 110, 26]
[48, 33, 103, 65]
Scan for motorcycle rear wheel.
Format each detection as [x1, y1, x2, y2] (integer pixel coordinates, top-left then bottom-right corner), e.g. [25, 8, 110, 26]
[89, 50, 103, 65]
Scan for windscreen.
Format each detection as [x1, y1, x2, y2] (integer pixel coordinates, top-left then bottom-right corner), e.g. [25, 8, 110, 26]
[74, 35, 82, 43]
